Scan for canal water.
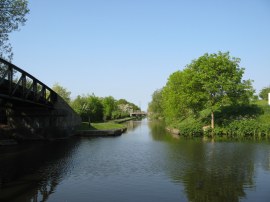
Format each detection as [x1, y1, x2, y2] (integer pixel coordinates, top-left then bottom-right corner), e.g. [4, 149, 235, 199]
[1, 119, 270, 202]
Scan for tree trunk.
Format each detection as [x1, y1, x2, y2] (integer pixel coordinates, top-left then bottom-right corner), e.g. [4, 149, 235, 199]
[211, 111, 214, 129]
[88, 116, 91, 128]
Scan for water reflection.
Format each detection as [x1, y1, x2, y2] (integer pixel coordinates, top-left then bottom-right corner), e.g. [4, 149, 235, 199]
[125, 118, 144, 132]
[1, 120, 270, 202]
[0, 139, 80, 202]
[148, 121, 268, 202]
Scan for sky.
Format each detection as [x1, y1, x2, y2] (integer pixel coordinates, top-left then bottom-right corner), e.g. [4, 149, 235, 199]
[9, 0, 270, 110]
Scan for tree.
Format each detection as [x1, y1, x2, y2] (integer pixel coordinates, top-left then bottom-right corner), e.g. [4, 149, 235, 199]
[160, 67, 209, 125]
[185, 52, 254, 128]
[0, 0, 29, 60]
[151, 52, 255, 130]
[259, 86, 270, 101]
[102, 96, 117, 121]
[148, 88, 164, 120]
[116, 98, 140, 114]
[117, 99, 128, 105]
[71, 94, 103, 122]
[52, 83, 71, 104]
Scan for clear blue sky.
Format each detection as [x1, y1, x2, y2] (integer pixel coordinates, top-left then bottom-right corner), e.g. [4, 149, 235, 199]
[10, 0, 270, 110]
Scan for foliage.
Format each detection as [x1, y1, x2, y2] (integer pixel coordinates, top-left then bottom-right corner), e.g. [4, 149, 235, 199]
[0, 0, 29, 60]
[116, 99, 140, 115]
[149, 51, 255, 130]
[197, 102, 269, 139]
[147, 51, 270, 139]
[185, 52, 254, 128]
[210, 104, 263, 126]
[71, 94, 103, 122]
[178, 121, 203, 137]
[259, 86, 270, 101]
[148, 89, 164, 119]
[102, 96, 117, 121]
[71, 94, 139, 122]
[52, 83, 71, 104]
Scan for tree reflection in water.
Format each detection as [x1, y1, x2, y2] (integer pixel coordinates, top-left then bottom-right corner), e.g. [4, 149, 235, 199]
[1, 120, 269, 202]
[148, 121, 258, 202]
[125, 119, 143, 132]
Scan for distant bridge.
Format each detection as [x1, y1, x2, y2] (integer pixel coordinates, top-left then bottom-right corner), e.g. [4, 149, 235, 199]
[130, 111, 147, 117]
[0, 58, 81, 140]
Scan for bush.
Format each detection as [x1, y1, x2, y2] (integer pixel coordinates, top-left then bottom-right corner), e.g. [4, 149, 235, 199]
[211, 119, 270, 140]
[178, 122, 203, 137]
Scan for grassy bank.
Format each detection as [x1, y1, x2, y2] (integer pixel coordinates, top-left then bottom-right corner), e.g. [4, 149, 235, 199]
[112, 117, 136, 123]
[168, 100, 270, 140]
[79, 122, 125, 130]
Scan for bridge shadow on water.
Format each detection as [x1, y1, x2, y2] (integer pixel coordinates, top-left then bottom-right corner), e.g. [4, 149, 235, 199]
[0, 138, 80, 202]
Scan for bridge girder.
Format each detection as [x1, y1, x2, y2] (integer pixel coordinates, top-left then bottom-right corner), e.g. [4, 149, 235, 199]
[0, 58, 57, 108]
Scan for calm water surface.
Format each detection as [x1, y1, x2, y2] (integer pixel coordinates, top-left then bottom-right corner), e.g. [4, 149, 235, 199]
[1, 119, 270, 202]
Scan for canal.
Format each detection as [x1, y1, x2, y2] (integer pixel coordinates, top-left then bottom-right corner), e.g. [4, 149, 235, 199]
[1, 119, 270, 201]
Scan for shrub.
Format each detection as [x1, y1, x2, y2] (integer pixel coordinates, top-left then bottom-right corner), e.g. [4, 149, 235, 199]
[178, 122, 203, 137]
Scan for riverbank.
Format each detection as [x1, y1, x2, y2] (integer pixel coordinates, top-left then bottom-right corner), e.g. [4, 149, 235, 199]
[165, 100, 270, 140]
[0, 118, 134, 145]
[75, 119, 132, 137]
[112, 117, 136, 123]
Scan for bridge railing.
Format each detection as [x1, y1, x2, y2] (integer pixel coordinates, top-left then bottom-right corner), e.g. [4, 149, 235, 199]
[0, 58, 57, 107]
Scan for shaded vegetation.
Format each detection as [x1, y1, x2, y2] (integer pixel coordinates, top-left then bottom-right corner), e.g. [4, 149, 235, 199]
[51, 83, 140, 123]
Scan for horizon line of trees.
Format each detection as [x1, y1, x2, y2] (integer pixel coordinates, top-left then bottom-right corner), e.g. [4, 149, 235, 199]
[52, 83, 140, 122]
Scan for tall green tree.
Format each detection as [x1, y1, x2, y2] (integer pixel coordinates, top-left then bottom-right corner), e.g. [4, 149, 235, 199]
[52, 83, 71, 104]
[185, 52, 254, 128]
[71, 94, 103, 122]
[148, 88, 164, 120]
[0, 0, 29, 60]
[150, 52, 254, 130]
[102, 96, 117, 121]
[162, 69, 208, 124]
[259, 86, 270, 101]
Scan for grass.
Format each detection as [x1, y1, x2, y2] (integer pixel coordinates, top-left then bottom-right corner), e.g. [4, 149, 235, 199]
[166, 100, 270, 139]
[80, 122, 125, 130]
[112, 117, 136, 123]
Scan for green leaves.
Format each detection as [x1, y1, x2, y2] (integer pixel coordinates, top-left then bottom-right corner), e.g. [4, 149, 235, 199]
[259, 86, 270, 101]
[187, 52, 247, 109]
[52, 83, 71, 104]
[0, 0, 29, 60]
[71, 94, 140, 122]
[149, 51, 255, 129]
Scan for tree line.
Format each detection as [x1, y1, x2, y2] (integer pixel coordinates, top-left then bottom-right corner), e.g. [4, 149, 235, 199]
[148, 52, 270, 138]
[52, 83, 140, 122]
